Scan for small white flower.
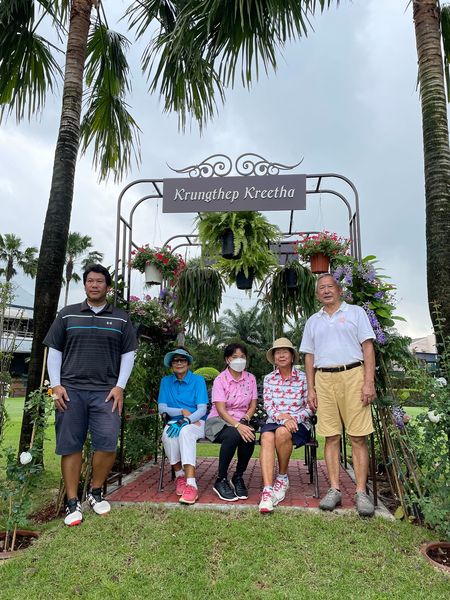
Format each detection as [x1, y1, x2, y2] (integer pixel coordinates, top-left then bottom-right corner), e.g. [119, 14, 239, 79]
[19, 451, 33, 465]
[435, 377, 447, 388]
[44, 379, 50, 386]
[427, 410, 441, 423]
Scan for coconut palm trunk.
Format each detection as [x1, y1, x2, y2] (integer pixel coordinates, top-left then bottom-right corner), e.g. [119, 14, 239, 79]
[19, 0, 93, 452]
[413, 0, 450, 344]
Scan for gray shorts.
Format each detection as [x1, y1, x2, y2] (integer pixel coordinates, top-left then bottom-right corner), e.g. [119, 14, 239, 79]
[55, 388, 121, 455]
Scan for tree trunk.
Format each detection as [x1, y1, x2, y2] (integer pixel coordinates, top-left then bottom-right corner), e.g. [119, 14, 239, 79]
[6, 256, 13, 282]
[64, 258, 74, 306]
[413, 0, 450, 345]
[19, 0, 93, 452]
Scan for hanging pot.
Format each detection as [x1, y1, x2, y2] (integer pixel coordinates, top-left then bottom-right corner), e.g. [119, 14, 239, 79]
[236, 268, 254, 290]
[284, 267, 298, 289]
[221, 230, 242, 259]
[144, 263, 163, 285]
[309, 253, 330, 274]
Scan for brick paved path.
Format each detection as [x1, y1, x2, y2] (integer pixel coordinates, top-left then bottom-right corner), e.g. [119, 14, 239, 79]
[108, 457, 357, 509]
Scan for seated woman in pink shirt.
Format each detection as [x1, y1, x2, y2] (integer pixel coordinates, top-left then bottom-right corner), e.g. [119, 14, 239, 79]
[205, 343, 258, 502]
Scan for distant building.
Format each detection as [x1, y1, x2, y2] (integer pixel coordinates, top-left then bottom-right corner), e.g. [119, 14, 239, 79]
[1, 283, 34, 377]
[409, 334, 439, 374]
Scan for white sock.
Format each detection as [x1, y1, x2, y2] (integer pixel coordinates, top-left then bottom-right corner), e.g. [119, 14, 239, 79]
[263, 485, 273, 493]
[277, 473, 288, 482]
[186, 477, 197, 489]
[175, 470, 184, 478]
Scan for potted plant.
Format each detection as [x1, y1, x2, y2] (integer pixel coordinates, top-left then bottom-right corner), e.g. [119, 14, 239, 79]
[196, 212, 281, 290]
[175, 260, 225, 336]
[196, 211, 281, 261]
[128, 293, 184, 341]
[130, 245, 186, 285]
[267, 261, 317, 336]
[297, 231, 351, 273]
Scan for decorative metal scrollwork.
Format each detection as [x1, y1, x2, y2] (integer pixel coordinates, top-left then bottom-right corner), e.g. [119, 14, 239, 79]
[168, 153, 302, 177]
[235, 153, 303, 176]
[168, 154, 232, 178]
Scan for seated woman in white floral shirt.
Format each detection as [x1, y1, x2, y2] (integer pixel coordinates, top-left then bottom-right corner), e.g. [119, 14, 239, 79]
[259, 338, 313, 513]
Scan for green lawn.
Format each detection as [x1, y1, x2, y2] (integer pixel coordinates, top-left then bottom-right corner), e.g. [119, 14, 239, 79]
[1, 401, 447, 598]
[0, 507, 448, 599]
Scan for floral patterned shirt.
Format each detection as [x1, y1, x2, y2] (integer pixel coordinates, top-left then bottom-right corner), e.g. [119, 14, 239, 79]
[263, 367, 312, 430]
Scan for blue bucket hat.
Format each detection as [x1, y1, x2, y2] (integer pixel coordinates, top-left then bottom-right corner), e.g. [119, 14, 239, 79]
[164, 348, 193, 368]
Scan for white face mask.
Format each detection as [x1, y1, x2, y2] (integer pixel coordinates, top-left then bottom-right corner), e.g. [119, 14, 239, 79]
[229, 358, 246, 373]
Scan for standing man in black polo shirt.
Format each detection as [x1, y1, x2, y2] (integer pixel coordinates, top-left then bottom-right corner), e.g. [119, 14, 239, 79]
[44, 264, 137, 526]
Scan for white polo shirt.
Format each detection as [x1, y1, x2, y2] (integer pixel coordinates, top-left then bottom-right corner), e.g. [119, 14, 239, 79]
[300, 302, 375, 368]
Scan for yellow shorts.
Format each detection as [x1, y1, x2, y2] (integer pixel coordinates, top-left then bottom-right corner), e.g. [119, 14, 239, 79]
[315, 366, 374, 437]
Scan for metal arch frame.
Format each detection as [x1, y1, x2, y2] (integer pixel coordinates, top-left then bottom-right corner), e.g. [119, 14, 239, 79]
[114, 171, 361, 303]
[112, 162, 369, 496]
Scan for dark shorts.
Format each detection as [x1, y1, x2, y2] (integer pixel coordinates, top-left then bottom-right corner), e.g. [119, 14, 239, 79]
[259, 422, 311, 448]
[55, 388, 121, 455]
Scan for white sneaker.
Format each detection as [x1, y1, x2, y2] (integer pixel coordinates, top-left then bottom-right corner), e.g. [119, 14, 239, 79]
[259, 489, 274, 513]
[273, 477, 289, 506]
[64, 498, 83, 526]
[87, 488, 111, 515]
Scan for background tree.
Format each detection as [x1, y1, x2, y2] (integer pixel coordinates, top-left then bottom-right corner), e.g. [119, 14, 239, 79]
[213, 304, 264, 348]
[0, 233, 37, 282]
[63, 232, 103, 306]
[0, 0, 140, 451]
[413, 1, 450, 347]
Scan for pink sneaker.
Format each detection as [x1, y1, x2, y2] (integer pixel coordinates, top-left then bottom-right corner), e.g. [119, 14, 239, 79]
[259, 489, 274, 513]
[175, 476, 186, 496]
[179, 484, 199, 505]
[273, 477, 289, 506]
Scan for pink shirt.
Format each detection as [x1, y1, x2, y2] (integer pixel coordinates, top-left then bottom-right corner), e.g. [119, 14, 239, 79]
[208, 369, 258, 420]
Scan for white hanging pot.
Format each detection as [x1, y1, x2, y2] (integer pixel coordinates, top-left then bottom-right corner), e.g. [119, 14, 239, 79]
[144, 263, 163, 285]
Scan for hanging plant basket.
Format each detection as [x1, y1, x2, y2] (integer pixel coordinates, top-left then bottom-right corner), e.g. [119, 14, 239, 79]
[221, 230, 242, 259]
[144, 263, 163, 285]
[284, 267, 298, 289]
[236, 268, 254, 290]
[309, 253, 330, 274]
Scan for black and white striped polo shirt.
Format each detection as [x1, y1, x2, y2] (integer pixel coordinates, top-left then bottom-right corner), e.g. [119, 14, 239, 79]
[44, 300, 137, 390]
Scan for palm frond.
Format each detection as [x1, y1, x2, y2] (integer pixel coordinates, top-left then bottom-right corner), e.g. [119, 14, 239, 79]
[0, 1, 62, 121]
[125, 0, 179, 38]
[128, 0, 338, 126]
[81, 23, 140, 181]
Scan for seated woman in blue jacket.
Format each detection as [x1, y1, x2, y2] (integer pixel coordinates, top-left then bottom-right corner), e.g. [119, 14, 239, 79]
[158, 347, 208, 505]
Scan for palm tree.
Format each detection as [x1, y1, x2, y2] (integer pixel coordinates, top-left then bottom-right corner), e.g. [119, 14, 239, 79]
[63, 232, 103, 306]
[0, 234, 38, 282]
[212, 303, 268, 348]
[0, 1, 140, 450]
[412, 1, 450, 346]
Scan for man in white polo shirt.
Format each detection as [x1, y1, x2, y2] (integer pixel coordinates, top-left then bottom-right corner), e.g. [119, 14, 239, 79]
[300, 273, 376, 517]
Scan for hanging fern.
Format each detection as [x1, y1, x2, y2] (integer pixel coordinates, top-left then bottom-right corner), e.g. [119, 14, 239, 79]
[196, 211, 281, 286]
[268, 261, 317, 336]
[175, 263, 225, 337]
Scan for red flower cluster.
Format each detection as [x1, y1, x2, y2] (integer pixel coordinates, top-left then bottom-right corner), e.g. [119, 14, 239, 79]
[297, 231, 351, 260]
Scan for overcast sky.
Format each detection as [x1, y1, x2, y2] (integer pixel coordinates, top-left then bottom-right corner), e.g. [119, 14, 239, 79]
[0, 0, 435, 339]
